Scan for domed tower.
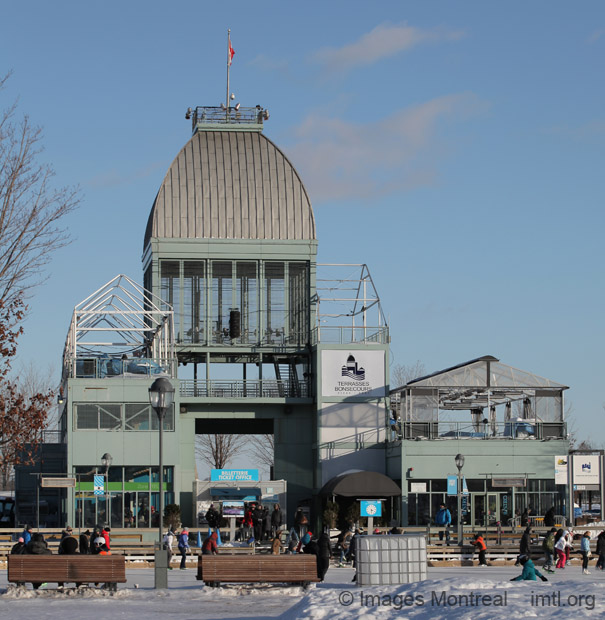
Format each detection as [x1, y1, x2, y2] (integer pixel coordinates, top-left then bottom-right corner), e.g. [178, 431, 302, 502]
[142, 106, 319, 518]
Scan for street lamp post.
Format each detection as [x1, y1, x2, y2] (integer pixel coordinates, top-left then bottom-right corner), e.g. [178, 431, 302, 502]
[101, 453, 113, 527]
[455, 453, 465, 546]
[149, 377, 175, 589]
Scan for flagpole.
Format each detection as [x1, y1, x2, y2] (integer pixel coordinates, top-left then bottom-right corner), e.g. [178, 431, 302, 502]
[226, 29, 231, 113]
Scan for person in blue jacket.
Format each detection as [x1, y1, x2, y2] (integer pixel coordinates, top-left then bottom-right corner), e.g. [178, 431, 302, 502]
[511, 554, 548, 581]
[435, 503, 452, 544]
[20, 524, 32, 546]
[178, 527, 190, 570]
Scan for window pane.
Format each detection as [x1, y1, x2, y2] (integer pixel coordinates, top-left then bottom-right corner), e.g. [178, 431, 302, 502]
[183, 261, 205, 343]
[288, 262, 309, 345]
[99, 405, 121, 430]
[264, 262, 285, 344]
[75, 404, 98, 430]
[211, 261, 232, 344]
[161, 261, 180, 340]
[236, 262, 257, 344]
[125, 404, 151, 430]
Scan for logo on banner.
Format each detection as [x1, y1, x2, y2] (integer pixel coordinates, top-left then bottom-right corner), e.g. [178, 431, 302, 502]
[582, 463, 592, 472]
[93, 475, 105, 496]
[341, 355, 365, 381]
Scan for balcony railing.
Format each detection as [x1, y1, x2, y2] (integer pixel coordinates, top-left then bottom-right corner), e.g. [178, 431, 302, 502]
[180, 379, 310, 399]
[311, 326, 389, 345]
[69, 357, 175, 380]
[395, 421, 567, 441]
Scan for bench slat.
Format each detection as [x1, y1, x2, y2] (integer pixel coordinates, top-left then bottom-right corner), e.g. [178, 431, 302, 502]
[8, 555, 127, 584]
[197, 555, 320, 585]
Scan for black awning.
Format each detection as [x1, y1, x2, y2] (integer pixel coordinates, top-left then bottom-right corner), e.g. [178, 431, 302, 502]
[319, 471, 401, 498]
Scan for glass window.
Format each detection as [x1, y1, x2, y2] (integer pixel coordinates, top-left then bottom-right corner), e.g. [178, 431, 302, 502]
[211, 261, 233, 343]
[466, 479, 485, 493]
[183, 261, 205, 344]
[417, 494, 431, 525]
[264, 262, 285, 344]
[407, 494, 417, 525]
[75, 404, 98, 430]
[150, 405, 174, 431]
[161, 261, 180, 339]
[288, 262, 309, 345]
[432, 479, 447, 492]
[125, 404, 151, 430]
[235, 262, 258, 345]
[99, 405, 121, 430]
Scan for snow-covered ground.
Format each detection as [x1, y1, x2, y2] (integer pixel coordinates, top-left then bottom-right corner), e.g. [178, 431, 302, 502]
[1, 564, 604, 619]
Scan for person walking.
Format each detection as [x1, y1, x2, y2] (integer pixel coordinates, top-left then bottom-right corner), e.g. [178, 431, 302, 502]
[163, 528, 175, 569]
[472, 533, 488, 566]
[595, 530, 605, 570]
[317, 530, 331, 582]
[516, 527, 532, 565]
[435, 503, 451, 545]
[542, 527, 556, 573]
[178, 527, 190, 569]
[581, 531, 592, 575]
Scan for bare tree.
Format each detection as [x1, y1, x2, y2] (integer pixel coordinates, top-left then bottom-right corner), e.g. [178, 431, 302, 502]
[0, 73, 80, 304]
[247, 434, 274, 471]
[195, 434, 247, 470]
[391, 360, 426, 388]
[0, 360, 56, 489]
[0, 298, 54, 489]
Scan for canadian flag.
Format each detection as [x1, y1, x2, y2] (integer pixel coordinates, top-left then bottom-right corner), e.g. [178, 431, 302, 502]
[228, 38, 235, 66]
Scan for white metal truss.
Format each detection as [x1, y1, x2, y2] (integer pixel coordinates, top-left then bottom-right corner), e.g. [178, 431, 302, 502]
[62, 274, 174, 378]
[315, 264, 388, 343]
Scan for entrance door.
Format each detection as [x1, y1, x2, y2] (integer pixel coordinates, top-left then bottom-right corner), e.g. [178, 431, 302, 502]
[487, 493, 499, 525]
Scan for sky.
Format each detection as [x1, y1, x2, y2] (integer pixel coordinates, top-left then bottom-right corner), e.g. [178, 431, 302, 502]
[0, 1, 604, 452]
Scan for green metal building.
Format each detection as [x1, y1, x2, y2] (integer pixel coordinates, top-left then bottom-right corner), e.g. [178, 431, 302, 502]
[50, 105, 390, 532]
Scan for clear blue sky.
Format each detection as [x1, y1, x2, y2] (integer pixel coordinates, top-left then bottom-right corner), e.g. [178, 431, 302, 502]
[1, 1, 603, 450]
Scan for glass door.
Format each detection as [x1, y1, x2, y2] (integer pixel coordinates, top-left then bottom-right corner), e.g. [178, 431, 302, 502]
[487, 493, 499, 525]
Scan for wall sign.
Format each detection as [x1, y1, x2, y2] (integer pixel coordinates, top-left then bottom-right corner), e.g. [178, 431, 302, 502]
[554, 455, 568, 485]
[211, 469, 259, 482]
[573, 455, 600, 486]
[321, 350, 385, 398]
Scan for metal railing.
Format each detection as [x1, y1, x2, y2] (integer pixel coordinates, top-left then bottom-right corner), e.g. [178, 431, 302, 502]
[190, 106, 267, 131]
[397, 421, 566, 440]
[311, 326, 389, 345]
[68, 357, 175, 380]
[180, 379, 310, 399]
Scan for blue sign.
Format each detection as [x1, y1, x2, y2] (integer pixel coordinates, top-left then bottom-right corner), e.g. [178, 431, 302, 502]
[93, 475, 105, 496]
[360, 500, 382, 518]
[447, 476, 469, 496]
[211, 469, 259, 482]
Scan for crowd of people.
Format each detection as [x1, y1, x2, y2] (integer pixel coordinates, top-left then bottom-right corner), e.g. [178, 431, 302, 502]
[10, 523, 113, 589]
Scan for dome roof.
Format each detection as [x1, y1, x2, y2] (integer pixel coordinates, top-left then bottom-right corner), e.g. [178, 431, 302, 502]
[144, 130, 316, 248]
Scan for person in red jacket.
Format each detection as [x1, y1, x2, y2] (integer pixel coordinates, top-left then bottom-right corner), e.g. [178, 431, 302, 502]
[473, 533, 488, 566]
[202, 531, 219, 555]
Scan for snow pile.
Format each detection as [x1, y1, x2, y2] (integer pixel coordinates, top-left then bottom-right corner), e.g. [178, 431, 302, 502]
[280, 577, 605, 619]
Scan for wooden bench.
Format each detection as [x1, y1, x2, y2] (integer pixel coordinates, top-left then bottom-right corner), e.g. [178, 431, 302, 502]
[197, 554, 320, 588]
[8, 555, 126, 591]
